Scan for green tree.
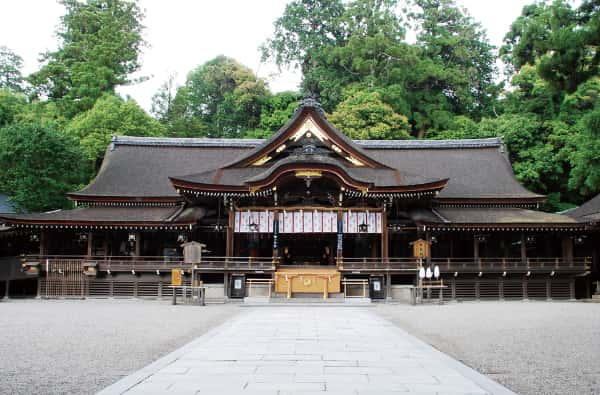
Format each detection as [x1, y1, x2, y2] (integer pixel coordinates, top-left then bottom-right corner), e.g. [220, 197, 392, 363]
[262, 0, 346, 99]
[28, 0, 146, 117]
[323, 0, 410, 111]
[67, 93, 165, 165]
[569, 105, 600, 195]
[0, 89, 27, 127]
[0, 121, 90, 212]
[258, 91, 301, 131]
[0, 46, 24, 92]
[408, 0, 498, 136]
[172, 56, 269, 137]
[501, 0, 599, 94]
[329, 89, 410, 139]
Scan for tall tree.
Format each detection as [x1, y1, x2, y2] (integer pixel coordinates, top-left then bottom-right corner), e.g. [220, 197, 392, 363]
[409, 0, 498, 136]
[501, 0, 600, 94]
[172, 56, 270, 137]
[0, 90, 27, 128]
[569, 104, 600, 195]
[262, 0, 346, 101]
[0, 46, 24, 92]
[329, 88, 411, 139]
[67, 93, 165, 166]
[28, 0, 146, 117]
[0, 121, 90, 212]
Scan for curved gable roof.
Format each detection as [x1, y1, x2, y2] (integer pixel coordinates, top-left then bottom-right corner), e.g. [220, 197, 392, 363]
[70, 136, 542, 203]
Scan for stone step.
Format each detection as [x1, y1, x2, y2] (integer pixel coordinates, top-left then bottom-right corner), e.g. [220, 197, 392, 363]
[243, 295, 371, 305]
[271, 292, 345, 299]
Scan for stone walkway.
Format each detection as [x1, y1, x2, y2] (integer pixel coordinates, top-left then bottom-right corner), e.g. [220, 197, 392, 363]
[99, 306, 515, 395]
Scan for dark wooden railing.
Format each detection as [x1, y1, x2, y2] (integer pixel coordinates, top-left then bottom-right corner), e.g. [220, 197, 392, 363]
[338, 257, 417, 271]
[24, 255, 591, 273]
[25, 255, 276, 272]
[428, 257, 591, 271]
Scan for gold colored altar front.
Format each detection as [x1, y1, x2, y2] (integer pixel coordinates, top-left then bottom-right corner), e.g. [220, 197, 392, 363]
[274, 268, 341, 299]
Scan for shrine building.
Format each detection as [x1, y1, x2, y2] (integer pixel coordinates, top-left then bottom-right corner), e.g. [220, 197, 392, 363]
[0, 99, 597, 301]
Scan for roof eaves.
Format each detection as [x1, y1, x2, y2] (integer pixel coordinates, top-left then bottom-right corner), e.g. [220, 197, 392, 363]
[109, 135, 505, 150]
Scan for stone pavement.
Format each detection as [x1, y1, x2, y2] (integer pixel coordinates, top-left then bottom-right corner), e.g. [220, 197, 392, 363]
[98, 306, 516, 395]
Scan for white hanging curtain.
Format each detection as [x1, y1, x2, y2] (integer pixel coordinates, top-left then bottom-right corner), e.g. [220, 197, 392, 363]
[234, 209, 382, 234]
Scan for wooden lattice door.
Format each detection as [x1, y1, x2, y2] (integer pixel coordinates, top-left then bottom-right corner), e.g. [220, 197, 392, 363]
[43, 259, 86, 298]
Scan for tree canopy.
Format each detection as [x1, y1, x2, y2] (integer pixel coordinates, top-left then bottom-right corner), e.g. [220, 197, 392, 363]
[0, 46, 24, 92]
[68, 93, 165, 165]
[28, 0, 146, 117]
[0, 121, 90, 212]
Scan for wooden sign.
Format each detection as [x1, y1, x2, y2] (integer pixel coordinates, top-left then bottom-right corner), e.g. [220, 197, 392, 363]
[412, 239, 430, 258]
[171, 269, 182, 286]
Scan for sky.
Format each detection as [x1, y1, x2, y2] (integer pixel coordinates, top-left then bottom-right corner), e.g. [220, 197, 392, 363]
[1, 0, 548, 112]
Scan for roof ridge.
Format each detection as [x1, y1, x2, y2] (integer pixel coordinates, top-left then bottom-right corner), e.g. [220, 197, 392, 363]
[110, 135, 504, 149]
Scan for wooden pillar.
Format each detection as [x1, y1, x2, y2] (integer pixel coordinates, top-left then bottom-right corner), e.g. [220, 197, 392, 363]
[226, 208, 234, 257]
[223, 273, 229, 298]
[502, 236, 509, 258]
[134, 232, 141, 257]
[39, 230, 49, 256]
[272, 210, 280, 266]
[425, 231, 432, 265]
[336, 211, 343, 265]
[86, 232, 93, 258]
[381, 208, 388, 262]
[4, 280, 9, 299]
[561, 236, 573, 263]
[569, 277, 576, 300]
[520, 233, 527, 264]
[386, 272, 392, 300]
[473, 236, 479, 261]
[102, 232, 109, 257]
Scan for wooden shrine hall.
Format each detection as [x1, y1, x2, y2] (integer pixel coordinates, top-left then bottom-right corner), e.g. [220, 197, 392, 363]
[0, 98, 596, 301]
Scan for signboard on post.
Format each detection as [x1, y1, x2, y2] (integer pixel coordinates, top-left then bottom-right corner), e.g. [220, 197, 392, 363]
[412, 239, 430, 259]
[171, 268, 182, 286]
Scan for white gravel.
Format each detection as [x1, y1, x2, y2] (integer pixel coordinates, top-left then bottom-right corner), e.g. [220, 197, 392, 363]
[376, 301, 600, 395]
[0, 299, 239, 395]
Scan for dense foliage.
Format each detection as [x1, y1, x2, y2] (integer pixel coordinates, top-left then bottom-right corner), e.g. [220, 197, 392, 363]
[0, 0, 599, 212]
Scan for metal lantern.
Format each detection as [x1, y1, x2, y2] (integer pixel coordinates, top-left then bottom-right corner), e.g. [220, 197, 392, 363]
[249, 222, 259, 233]
[358, 222, 368, 233]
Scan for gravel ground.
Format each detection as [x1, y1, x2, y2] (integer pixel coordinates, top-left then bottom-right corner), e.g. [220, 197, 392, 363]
[0, 299, 239, 395]
[376, 301, 600, 395]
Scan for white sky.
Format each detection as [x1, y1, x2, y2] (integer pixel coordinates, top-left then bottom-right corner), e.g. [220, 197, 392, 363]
[0, 0, 552, 111]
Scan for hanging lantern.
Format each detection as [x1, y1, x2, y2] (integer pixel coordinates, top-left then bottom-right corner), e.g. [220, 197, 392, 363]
[425, 267, 433, 279]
